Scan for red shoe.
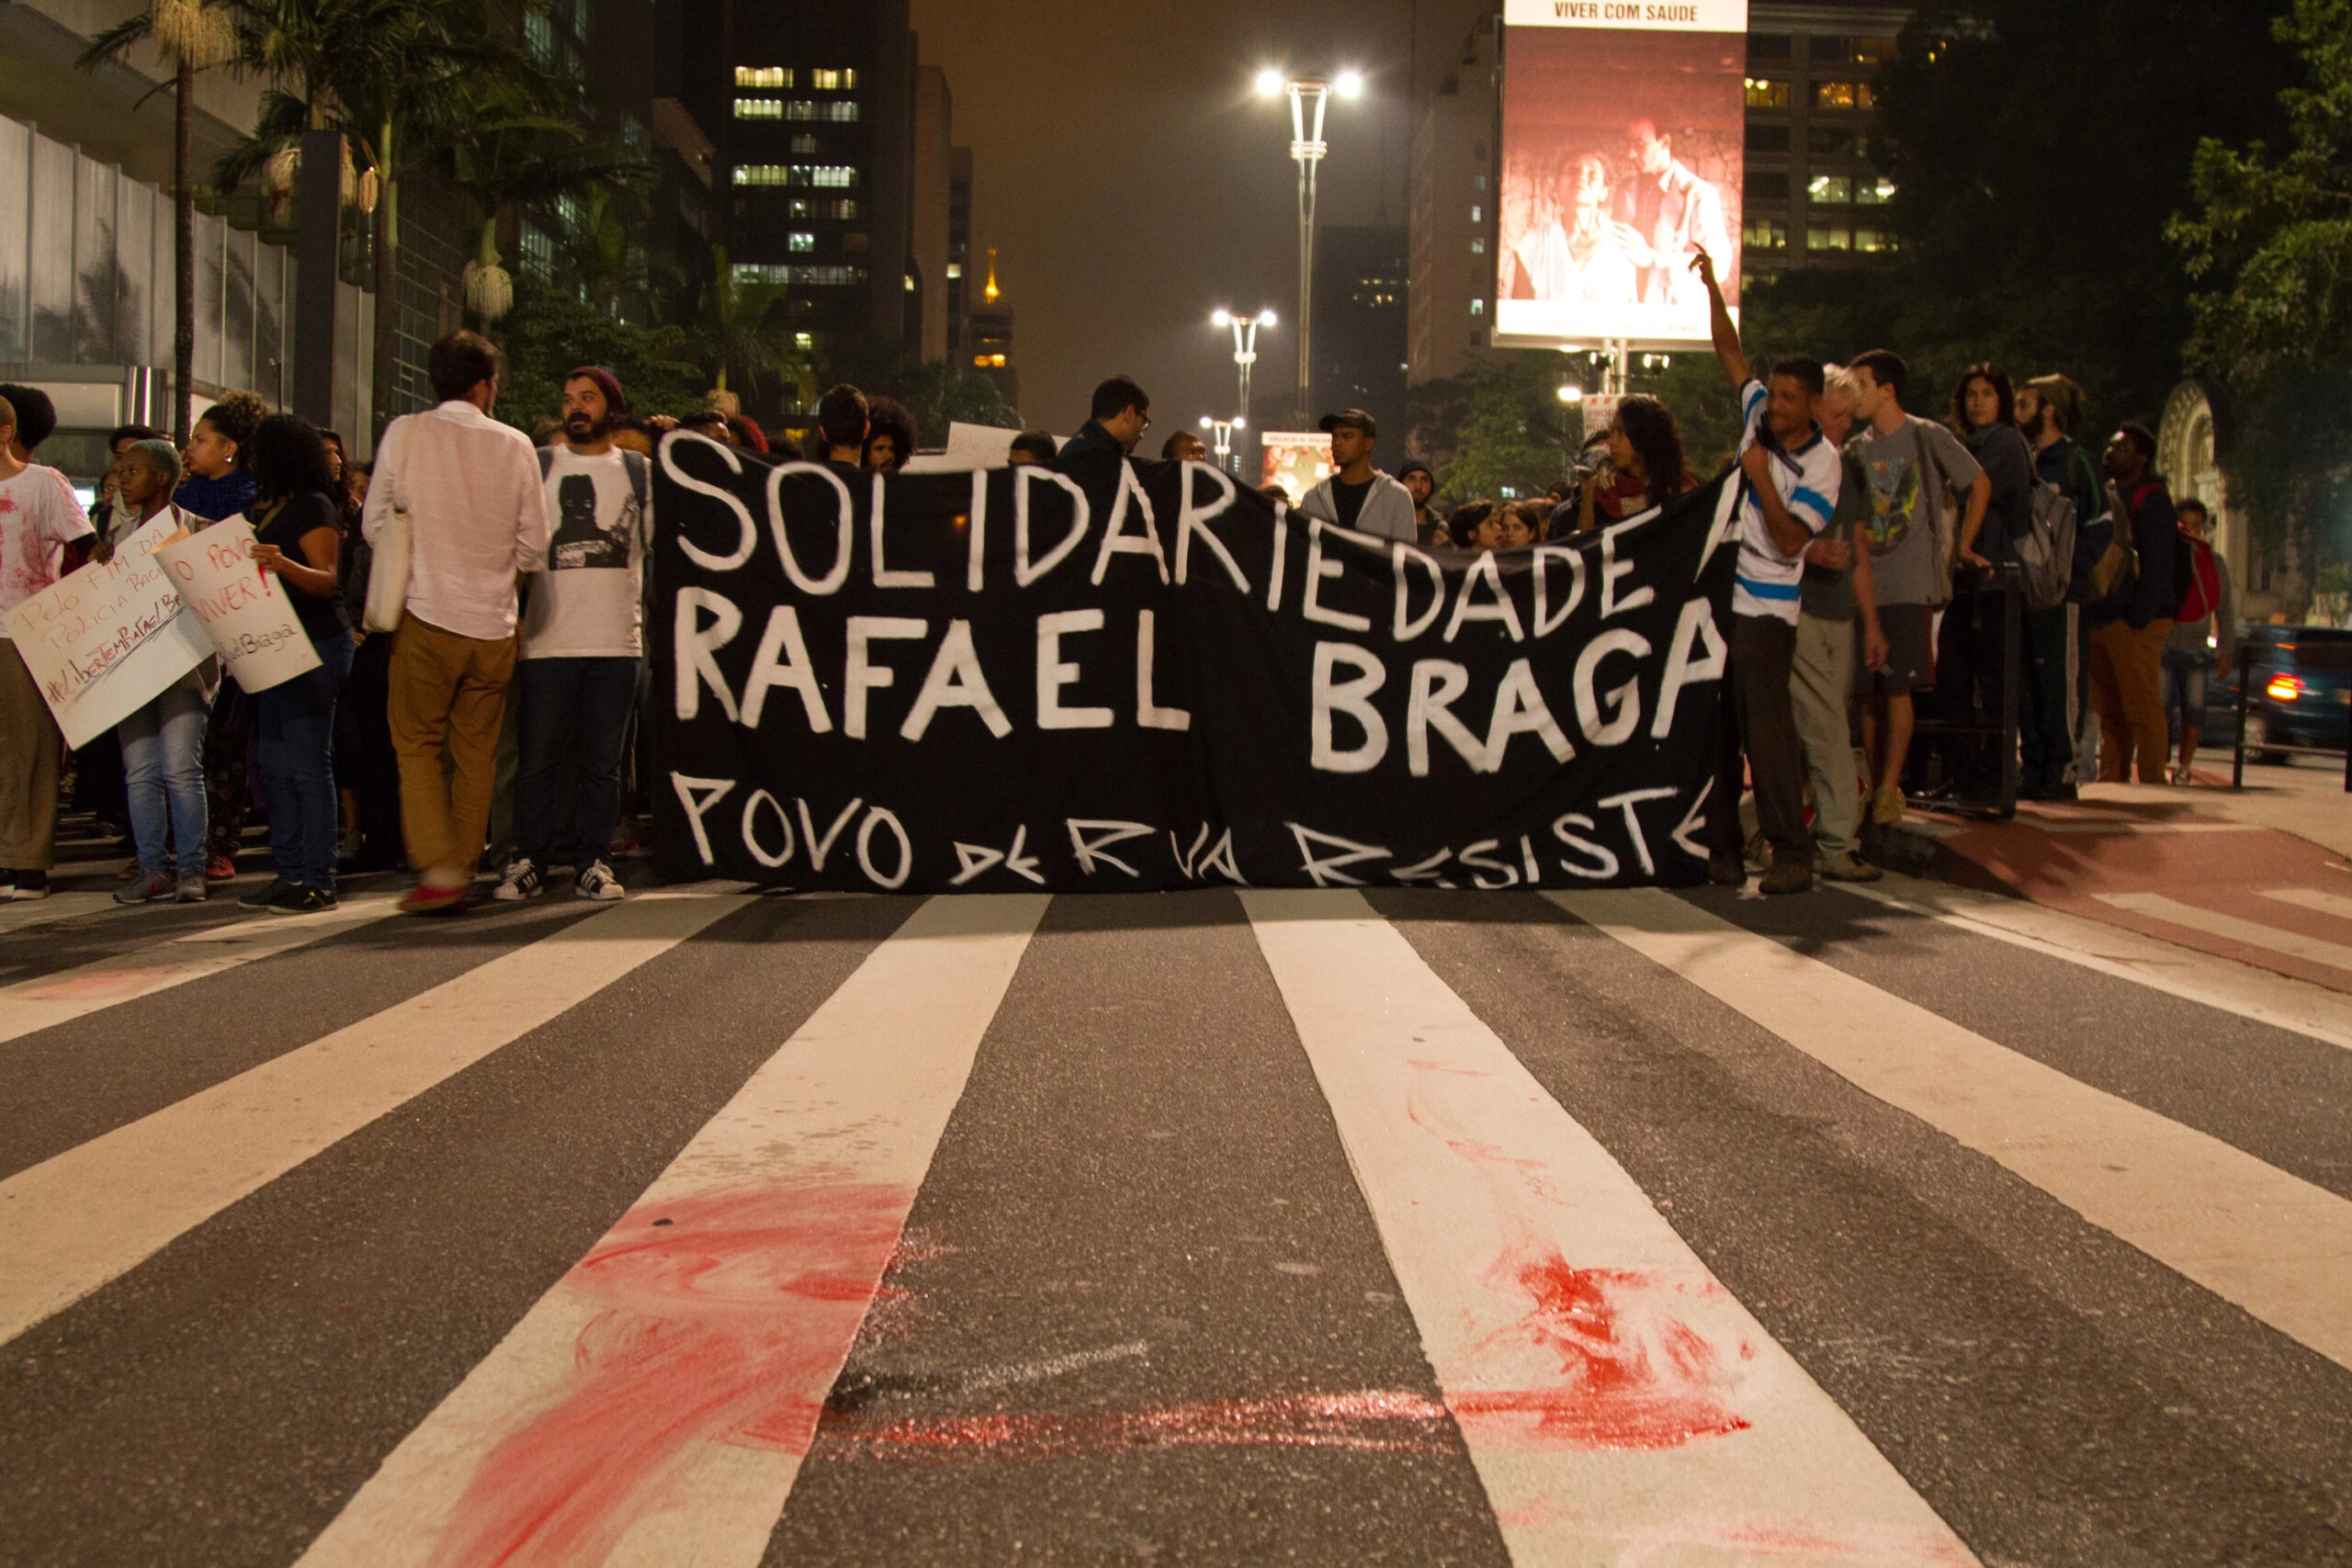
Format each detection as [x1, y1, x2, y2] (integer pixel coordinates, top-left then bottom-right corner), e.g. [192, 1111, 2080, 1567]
[397, 883, 469, 917]
[205, 854, 237, 884]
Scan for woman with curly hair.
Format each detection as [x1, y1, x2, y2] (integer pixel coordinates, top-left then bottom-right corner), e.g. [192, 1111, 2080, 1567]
[1573, 393, 1695, 534]
[173, 389, 266, 523]
[237, 414, 354, 912]
[863, 395, 917, 474]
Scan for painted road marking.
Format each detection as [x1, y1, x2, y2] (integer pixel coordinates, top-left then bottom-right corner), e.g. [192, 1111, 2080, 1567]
[0, 892, 753, 1348]
[0, 897, 401, 1046]
[1556, 888, 2352, 1373]
[295, 893, 1048, 1568]
[2096, 891, 2352, 975]
[2261, 887, 2352, 925]
[1842, 875, 2352, 1054]
[1243, 889, 1978, 1568]
[0, 892, 116, 934]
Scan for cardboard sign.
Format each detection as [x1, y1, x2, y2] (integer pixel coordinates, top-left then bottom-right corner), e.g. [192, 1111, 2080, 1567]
[2, 512, 211, 749]
[156, 517, 322, 693]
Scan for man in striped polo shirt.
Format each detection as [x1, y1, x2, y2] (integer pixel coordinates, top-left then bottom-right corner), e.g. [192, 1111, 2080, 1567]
[1693, 250, 1839, 894]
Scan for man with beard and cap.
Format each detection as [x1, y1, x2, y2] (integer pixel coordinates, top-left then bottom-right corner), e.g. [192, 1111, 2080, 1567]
[493, 365, 650, 906]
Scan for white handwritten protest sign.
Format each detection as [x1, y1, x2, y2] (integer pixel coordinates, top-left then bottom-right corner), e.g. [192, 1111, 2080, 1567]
[156, 517, 321, 693]
[2, 513, 212, 749]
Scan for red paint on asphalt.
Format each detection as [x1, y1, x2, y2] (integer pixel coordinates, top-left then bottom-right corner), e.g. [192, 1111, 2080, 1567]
[424, 1178, 910, 1568]
[828, 1390, 1453, 1461]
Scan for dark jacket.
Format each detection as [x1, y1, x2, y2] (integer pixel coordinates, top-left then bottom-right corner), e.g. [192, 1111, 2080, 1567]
[1056, 420, 1127, 469]
[2106, 475, 2177, 630]
[2033, 435, 2106, 603]
[173, 468, 258, 523]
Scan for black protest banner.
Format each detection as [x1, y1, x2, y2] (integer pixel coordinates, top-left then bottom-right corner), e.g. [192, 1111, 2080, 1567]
[650, 434, 1737, 893]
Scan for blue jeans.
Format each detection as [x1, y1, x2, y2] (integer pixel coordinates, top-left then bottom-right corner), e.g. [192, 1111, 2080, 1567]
[118, 682, 209, 876]
[258, 629, 355, 889]
[2162, 646, 2210, 729]
[514, 655, 641, 874]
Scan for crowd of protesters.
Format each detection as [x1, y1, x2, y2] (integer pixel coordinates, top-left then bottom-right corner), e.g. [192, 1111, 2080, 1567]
[0, 277, 2240, 908]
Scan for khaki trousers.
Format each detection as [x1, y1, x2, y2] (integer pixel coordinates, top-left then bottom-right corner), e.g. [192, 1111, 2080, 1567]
[0, 639, 62, 869]
[388, 616, 516, 885]
[1790, 612, 1860, 860]
[2087, 617, 2172, 784]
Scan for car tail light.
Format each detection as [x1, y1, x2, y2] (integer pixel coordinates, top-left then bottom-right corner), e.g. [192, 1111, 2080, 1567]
[2267, 674, 2304, 702]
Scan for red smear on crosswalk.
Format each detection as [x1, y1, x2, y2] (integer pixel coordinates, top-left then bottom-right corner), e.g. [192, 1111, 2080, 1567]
[425, 1178, 910, 1568]
[1452, 1256, 1752, 1451]
[827, 1389, 1454, 1461]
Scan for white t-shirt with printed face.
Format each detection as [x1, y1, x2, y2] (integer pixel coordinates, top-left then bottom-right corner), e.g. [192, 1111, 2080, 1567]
[1733, 378, 1839, 624]
[523, 446, 650, 659]
[0, 464, 94, 639]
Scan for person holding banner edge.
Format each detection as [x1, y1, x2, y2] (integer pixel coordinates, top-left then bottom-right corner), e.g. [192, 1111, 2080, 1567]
[1693, 247, 1837, 895]
[108, 440, 215, 905]
[0, 392, 96, 901]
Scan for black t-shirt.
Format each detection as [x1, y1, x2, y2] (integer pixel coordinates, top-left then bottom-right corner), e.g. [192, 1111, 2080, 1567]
[1330, 477, 1374, 532]
[253, 491, 350, 638]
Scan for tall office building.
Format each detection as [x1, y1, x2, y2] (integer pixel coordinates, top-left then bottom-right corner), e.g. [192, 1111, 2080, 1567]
[1407, 2, 1910, 389]
[1311, 226, 1408, 441]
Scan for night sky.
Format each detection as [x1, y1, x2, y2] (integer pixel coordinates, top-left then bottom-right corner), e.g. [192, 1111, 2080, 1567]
[910, 0, 1420, 441]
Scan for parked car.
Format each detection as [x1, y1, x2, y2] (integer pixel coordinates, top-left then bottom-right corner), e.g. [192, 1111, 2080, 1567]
[2209, 624, 2352, 761]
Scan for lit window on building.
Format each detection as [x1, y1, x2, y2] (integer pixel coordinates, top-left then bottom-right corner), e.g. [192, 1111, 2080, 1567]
[1808, 174, 1853, 204]
[1470, 204, 1481, 223]
[973, 353, 1007, 367]
[789, 197, 859, 220]
[1743, 217, 1788, 250]
[945, 263, 961, 278]
[1473, 174, 1487, 191]
[1470, 298, 1485, 316]
[1813, 80, 1874, 111]
[790, 133, 818, 154]
[786, 100, 860, 122]
[809, 67, 857, 90]
[1856, 177, 1895, 207]
[736, 66, 790, 88]
[569, 0, 591, 46]
[734, 263, 865, 287]
[623, 115, 650, 153]
[1471, 237, 1485, 254]
[788, 231, 815, 253]
[794, 164, 857, 188]
[734, 164, 787, 186]
[1745, 77, 1790, 108]
[520, 223, 554, 279]
[904, 273, 917, 293]
[1854, 228, 1895, 253]
[735, 98, 783, 119]
[1807, 224, 1851, 252]
[795, 332, 814, 350]
[525, 12, 554, 67]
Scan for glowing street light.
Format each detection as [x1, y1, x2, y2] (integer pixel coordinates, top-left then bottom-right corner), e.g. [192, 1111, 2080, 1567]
[1255, 69, 1362, 421]
[1556, 384, 1584, 404]
[1211, 306, 1277, 436]
[1199, 414, 1247, 475]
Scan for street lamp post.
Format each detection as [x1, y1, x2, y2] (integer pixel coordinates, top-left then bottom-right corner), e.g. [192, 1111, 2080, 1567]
[1199, 414, 1246, 477]
[1257, 67, 1361, 423]
[1210, 306, 1276, 429]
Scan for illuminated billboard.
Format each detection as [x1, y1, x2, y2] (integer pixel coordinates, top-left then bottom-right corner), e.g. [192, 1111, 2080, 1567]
[1496, 0, 1747, 350]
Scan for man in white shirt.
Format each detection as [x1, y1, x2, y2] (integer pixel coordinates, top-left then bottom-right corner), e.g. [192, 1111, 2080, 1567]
[495, 367, 649, 905]
[1298, 410, 1417, 544]
[361, 331, 549, 915]
[0, 391, 95, 900]
[1694, 251, 1839, 894]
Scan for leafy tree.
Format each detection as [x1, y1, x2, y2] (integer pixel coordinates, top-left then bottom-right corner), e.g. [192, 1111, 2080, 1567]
[489, 272, 702, 433]
[1408, 353, 1578, 502]
[821, 340, 1022, 445]
[76, 0, 239, 443]
[678, 246, 807, 413]
[2174, 0, 2352, 604]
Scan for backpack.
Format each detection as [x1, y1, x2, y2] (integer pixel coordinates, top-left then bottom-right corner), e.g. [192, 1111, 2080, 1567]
[2177, 534, 2221, 625]
[2013, 475, 2078, 611]
[2086, 479, 2161, 619]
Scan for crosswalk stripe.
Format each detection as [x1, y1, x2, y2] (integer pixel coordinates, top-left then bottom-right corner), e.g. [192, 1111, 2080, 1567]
[2261, 887, 2352, 925]
[1242, 889, 1979, 1567]
[0, 891, 753, 1349]
[0, 892, 116, 934]
[2096, 890, 2352, 974]
[1555, 888, 2352, 1372]
[0, 897, 402, 1047]
[294, 893, 1049, 1568]
[1843, 875, 2352, 1053]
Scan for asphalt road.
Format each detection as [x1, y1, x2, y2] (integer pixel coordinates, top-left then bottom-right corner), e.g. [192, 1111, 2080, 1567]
[2, 868, 2348, 1567]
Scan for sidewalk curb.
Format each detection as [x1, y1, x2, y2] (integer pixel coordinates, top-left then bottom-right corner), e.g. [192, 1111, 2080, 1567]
[1862, 818, 2019, 897]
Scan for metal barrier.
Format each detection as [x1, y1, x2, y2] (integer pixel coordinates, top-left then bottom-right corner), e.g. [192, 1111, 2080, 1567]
[1905, 561, 2022, 819]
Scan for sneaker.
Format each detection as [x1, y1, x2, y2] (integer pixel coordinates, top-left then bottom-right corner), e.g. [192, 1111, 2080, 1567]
[9, 869, 49, 901]
[1759, 857, 1815, 895]
[1870, 786, 1906, 827]
[398, 882, 469, 917]
[492, 858, 544, 903]
[575, 860, 626, 902]
[206, 854, 238, 884]
[1820, 852, 1883, 884]
[1706, 852, 1747, 887]
[337, 827, 363, 866]
[238, 877, 295, 911]
[175, 870, 208, 903]
[281, 886, 338, 913]
[114, 868, 176, 905]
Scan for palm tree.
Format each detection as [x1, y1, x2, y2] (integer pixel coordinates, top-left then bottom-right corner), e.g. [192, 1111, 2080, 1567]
[684, 246, 807, 413]
[77, 0, 238, 445]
